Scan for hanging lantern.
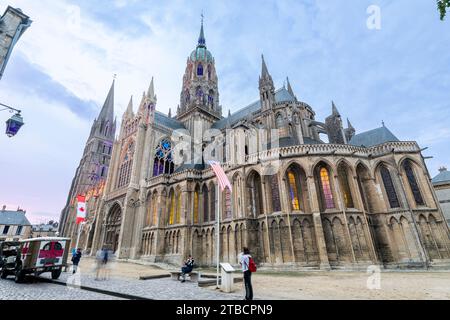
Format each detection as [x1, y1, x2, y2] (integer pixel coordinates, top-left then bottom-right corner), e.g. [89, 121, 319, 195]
[5, 113, 24, 137]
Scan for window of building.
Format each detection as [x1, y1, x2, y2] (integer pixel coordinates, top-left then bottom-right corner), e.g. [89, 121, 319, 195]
[317, 166, 335, 210]
[210, 185, 216, 221]
[338, 164, 354, 208]
[403, 160, 425, 206]
[16, 226, 23, 236]
[3, 226, 10, 235]
[193, 187, 200, 224]
[203, 185, 209, 222]
[269, 175, 282, 212]
[380, 165, 400, 209]
[169, 191, 175, 225]
[153, 139, 174, 177]
[224, 187, 232, 219]
[176, 192, 182, 224]
[197, 63, 204, 76]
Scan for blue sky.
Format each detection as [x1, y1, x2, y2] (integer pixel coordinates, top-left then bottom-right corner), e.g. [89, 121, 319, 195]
[0, 0, 449, 223]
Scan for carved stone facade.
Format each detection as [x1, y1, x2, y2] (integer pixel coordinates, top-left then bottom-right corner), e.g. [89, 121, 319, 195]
[68, 22, 450, 270]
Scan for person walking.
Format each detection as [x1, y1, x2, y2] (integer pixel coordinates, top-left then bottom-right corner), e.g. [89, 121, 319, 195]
[239, 247, 254, 300]
[180, 255, 195, 283]
[71, 248, 82, 275]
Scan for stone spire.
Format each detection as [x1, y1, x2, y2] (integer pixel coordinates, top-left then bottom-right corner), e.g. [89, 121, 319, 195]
[261, 54, 270, 79]
[286, 77, 296, 100]
[98, 80, 115, 123]
[198, 14, 206, 47]
[123, 96, 134, 119]
[259, 54, 275, 111]
[147, 77, 156, 101]
[332, 101, 340, 116]
[345, 118, 356, 143]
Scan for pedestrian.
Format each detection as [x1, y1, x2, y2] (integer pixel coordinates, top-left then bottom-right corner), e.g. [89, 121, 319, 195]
[180, 255, 195, 283]
[239, 247, 254, 300]
[71, 248, 82, 274]
[101, 247, 110, 280]
[95, 249, 103, 280]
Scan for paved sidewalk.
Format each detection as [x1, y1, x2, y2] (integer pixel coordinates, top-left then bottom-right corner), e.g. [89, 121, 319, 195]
[41, 271, 243, 300]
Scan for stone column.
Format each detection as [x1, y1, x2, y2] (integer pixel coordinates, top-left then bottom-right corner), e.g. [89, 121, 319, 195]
[307, 176, 331, 270]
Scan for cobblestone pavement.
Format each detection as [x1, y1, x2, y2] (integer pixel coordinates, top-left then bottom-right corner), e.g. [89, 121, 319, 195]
[0, 277, 121, 300]
[41, 271, 243, 300]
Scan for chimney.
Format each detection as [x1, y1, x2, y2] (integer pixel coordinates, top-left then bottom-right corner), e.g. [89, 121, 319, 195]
[1, 205, 6, 212]
[439, 166, 448, 173]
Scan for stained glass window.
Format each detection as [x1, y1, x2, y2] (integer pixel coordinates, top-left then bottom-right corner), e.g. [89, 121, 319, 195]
[403, 160, 425, 206]
[169, 192, 175, 225]
[270, 175, 282, 212]
[288, 170, 301, 211]
[193, 188, 199, 224]
[319, 167, 335, 210]
[203, 185, 209, 222]
[338, 165, 354, 208]
[197, 63, 203, 76]
[210, 186, 216, 221]
[153, 139, 174, 177]
[118, 141, 134, 189]
[152, 196, 158, 226]
[176, 192, 182, 224]
[380, 165, 400, 209]
[224, 187, 232, 219]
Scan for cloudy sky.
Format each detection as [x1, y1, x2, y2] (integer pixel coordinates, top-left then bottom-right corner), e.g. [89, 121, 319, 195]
[0, 0, 449, 224]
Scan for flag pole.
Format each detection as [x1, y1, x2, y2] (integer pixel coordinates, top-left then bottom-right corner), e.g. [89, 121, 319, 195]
[216, 182, 220, 289]
[75, 222, 82, 251]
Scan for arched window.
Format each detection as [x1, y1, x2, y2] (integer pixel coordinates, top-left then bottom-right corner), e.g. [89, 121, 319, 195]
[276, 114, 284, 128]
[185, 90, 190, 103]
[153, 139, 174, 177]
[337, 164, 354, 208]
[316, 165, 335, 210]
[168, 191, 175, 225]
[176, 192, 182, 224]
[286, 165, 307, 212]
[269, 175, 281, 212]
[152, 193, 158, 226]
[203, 185, 209, 222]
[247, 172, 263, 217]
[380, 165, 400, 209]
[210, 184, 216, 221]
[403, 160, 425, 206]
[223, 187, 232, 219]
[208, 90, 214, 106]
[193, 186, 200, 224]
[197, 63, 204, 76]
[196, 86, 203, 98]
[207, 65, 212, 79]
[118, 141, 134, 188]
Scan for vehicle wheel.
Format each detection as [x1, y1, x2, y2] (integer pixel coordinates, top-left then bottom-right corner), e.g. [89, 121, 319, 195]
[51, 269, 62, 280]
[1, 268, 8, 279]
[14, 267, 25, 284]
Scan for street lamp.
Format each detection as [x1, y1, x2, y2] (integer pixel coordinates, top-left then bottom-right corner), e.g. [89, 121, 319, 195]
[0, 103, 24, 137]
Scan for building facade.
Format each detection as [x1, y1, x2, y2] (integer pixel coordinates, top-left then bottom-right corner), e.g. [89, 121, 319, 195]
[59, 82, 116, 245]
[67, 22, 450, 270]
[0, 6, 31, 80]
[432, 167, 450, 226]
[0, 206, 32, 242]
[32, 222, 59, 238]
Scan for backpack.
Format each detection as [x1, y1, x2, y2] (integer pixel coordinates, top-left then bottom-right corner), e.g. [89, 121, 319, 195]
[248, 257, 257, 273]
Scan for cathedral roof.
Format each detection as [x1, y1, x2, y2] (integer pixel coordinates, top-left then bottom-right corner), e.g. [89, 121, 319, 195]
[349, 125, 400, 147]
[432, 168, 450, 186]
[155, 111, 185, 130]
[212, 87, 296, 130]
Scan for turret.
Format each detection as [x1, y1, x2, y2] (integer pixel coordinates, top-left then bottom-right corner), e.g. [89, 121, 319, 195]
[259, 55, 275, 111]
[325, 101, 347, 144]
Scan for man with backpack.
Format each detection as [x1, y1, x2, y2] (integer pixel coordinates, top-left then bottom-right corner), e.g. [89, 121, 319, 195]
[239, 247, 256, 300]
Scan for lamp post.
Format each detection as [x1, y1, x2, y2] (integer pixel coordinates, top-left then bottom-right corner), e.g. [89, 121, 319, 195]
[0, 102, 24, 137]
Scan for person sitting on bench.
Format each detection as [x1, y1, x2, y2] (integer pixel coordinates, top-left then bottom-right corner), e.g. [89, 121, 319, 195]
[180, 255, 195, 283]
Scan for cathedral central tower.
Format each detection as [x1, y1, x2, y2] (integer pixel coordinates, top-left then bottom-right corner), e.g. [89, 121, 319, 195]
[177, 18, 222, 131]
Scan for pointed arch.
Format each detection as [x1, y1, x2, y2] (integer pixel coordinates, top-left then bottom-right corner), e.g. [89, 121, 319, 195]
[402, 159, 425, 206]
[153, 138, 174, 177]
[168, 189, 175, 225]
[202, 184, 209, 223]
[314, 162, 335, 211]
[246, 171, 263, 217]
[193, 184, 200, 224]
[210, 182, 216, 221]
[284, 163, 309, 212]
[337, 162, 355, 209]
[378, 163, 401, 209]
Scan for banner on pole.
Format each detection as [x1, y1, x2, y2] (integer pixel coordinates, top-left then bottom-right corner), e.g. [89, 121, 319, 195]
[76, 195, 86, 225]
[208, 161, 232, 192]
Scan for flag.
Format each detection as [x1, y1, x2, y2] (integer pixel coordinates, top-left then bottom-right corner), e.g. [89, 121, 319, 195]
[76, 195, 86, 224]
[208, 161, 232, 192]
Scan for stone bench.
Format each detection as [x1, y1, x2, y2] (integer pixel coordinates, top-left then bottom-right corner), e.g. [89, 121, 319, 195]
[170, 271, 199, 282]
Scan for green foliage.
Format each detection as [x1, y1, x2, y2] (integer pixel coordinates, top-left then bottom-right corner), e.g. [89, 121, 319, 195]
[438, 0, 450, 20]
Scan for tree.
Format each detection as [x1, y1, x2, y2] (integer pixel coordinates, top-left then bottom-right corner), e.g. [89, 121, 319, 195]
[438, 0, 450, 20]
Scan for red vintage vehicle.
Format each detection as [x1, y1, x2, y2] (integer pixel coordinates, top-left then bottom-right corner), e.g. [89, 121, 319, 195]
[1, 237, 71, 283]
